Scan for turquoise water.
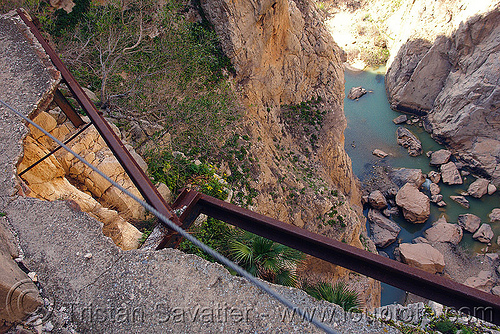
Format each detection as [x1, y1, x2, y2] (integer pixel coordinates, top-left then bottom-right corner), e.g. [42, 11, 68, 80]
[343, 68, 500, 306]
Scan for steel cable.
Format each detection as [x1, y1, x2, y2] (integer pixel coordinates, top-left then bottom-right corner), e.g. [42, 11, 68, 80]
[0, 98, 340, 334]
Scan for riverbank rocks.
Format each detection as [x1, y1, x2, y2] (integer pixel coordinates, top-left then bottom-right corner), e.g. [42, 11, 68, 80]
[424, 222, 463, 245]
[390, 168, 426, 188]
[488, 184, 497, 195]
[467, 178, 490, 198]
[430, 149, 451, 166]
[440, 162, 463, 185]
[347, 86, 367, 99]
[372, 149, 388, 158]
[490, 209, 500, 223]
[464, 271, 495, 292]
[368, 190, 387, 209]
[396, 127, 423, 156]
[395, 183, 430, 223]
[458, 214, 481, 233]
[450, 195, 470, 209]
[393, 115, 407, 124]
[399, 243, 445, 274]
[473, 224, 494, 243]
[368, 209, 401, 248]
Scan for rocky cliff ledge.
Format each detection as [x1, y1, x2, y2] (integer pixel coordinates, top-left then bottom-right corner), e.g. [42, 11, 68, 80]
[200, 0, 379, 308]
[385, 1, 500, 185]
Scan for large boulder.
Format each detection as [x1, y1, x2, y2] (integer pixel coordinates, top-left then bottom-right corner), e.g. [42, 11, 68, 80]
[490, 209, 500, 223]
[473, 224, 494, 243]
[399, 243, 445, 274]
[440, 162, 463, 185]
[424, 223, 463, 245]
[393, 115, 408, 124]
[368, 209, 401, 248]
[396, 127, 423, 156]
[395, 183, 430, 223]
[347, 86, 367, 99]
[390, 168, 426, 188]
[368, 190, 388, 210]
[430, 149, 452, 166]
[372, 149, 389, 158]
[457, 214, 481, 233]
[467, 178, 490, 198]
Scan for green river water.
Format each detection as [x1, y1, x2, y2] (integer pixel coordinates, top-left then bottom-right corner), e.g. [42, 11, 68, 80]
[343, 68, 500, 306]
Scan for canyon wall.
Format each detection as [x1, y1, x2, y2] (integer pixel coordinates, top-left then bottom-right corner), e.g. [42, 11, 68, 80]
[200, 0, 379, 308]
[385, 0, 500, 185]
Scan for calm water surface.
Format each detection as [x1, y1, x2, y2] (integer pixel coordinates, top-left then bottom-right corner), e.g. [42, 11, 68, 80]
[343, 68, 500, 306]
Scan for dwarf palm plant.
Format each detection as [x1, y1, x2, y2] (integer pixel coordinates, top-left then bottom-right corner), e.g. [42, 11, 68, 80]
[303, 281, 360, 312]
[229, 232, 304, 287]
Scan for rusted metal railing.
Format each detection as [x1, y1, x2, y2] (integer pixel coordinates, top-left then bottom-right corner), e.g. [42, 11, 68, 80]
[18, 8, 500, 326]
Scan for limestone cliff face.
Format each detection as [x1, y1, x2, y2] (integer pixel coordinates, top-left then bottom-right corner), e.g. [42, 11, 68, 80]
[385, 1, 500, 185]
[200, 0, 379, 309]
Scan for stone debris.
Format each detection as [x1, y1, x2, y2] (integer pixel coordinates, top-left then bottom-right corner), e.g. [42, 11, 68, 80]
[450, 195, 469, 209]
[431, 194, 443, 203]
[429, 149, 451, 166]
[399, 243, 445, 274]
[347, 86, 368, 99]
[424, 222, 463, 245]
[372, 149, 388, 158]
[395, 183, 430, 223]
[457, 214, 481, 233]
[440, 162, 463, 185]
[396, 127, 423, 156]
[436, 200, 447, 207]
[392, 114, 408, 124]
[429, 182, 440, 196]
[472, 224, 494, 243]
[368, 190, 387, 210]
[490, 208, 500, 223]
[467, 178, 490, 198]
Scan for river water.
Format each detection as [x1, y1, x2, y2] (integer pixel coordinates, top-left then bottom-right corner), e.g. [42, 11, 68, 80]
[343, 68, 500, 306]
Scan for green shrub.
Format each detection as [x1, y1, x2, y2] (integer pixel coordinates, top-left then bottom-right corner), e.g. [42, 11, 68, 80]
[303, 281, 360, 312]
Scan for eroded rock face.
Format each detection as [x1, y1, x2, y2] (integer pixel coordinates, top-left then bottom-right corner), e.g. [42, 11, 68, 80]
[395, 183, 430, 223]
[386, 5, 500, 186]
[399, 243, 445, 274]
[396, 127, 423, 156]
[424, 222, 463, 245]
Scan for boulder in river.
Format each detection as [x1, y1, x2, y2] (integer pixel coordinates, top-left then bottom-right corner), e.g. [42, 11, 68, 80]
[390, 168, 426, 188]
[368, 190, 387, 210]
[392, 115, 408, 124]
[368, 209, 401, 248]
[372, 149, 388, 158]
[347, 86, 368, 99]
[424, 222, 463, 245]
[489, 209, 500, 223]
[396, 127, 423, 157]
[450, 195, 469, 209]
[457, 214, 481, 233]
[467, 178, 490, 198]
[399, 243, 445, 274]
[431, 194, 443, 203]
[395, 183, 430, 223]
[440, 162, 463, 185]
[428, 171, 441, 184]
[429, 149, 452, 166]
[473, 224, 494, 243]
[429, 183, 441, 196]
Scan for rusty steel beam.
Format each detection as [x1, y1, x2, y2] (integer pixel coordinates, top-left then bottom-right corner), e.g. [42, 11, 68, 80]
[174, 188, 500, 325]
[18, 10, 183, 242]
[53, 89, 85, 127]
